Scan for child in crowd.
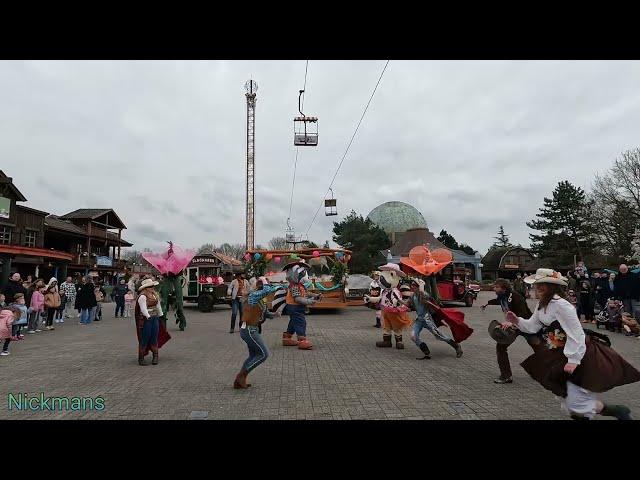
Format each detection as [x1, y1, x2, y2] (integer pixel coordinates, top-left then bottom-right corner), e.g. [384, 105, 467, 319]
[0, 293, 5, 308]
[621, 312, 640, 337]
[567, 290, 578, 310]
[606, 298, 623, 333]
[28, 284, 46, 333]
[124, 291, 135, 318]
[10, 293, 28, 340]
[0, 306, 20, 356]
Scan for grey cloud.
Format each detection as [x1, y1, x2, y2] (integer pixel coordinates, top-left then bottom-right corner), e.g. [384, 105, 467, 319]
[2, 60, 639, 253]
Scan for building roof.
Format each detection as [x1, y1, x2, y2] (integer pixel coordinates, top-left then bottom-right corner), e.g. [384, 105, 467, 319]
[0, 170, 27, 202]
[212, 252, 243, 266]
[16, 204, 49, 217]
[59, 209, 126, 229]
[481, 246, 535, 271]
[382, 227, 481, 266]
[45, 215, 133, 247]
[367, 201, 427, 235]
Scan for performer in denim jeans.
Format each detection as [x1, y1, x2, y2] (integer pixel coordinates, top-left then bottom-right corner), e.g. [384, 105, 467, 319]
[233, 278, 282, 389]
[405, 279, 462, 359]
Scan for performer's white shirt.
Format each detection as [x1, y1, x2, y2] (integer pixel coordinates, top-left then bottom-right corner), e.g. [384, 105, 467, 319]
[137, 294, 163, 319]
[515, 295, 586, 365]
[370, 280, 380, 289]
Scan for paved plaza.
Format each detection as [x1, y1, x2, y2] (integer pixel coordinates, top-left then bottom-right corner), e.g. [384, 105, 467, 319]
[1, 291, 639, 420]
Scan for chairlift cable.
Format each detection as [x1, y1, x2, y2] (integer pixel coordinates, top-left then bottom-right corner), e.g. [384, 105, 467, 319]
[287, 60, 310, 230]
[305, 60, 390, 235]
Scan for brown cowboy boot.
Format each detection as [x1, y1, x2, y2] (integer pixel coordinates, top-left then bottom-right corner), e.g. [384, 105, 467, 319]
[282, 332, 299, 346]
[297, 336, 313, 350]
[376, 333, 392, 348]
[394, 335, 404, 349]
[138, 346, 147, 366]
[233, 368, 250, 389]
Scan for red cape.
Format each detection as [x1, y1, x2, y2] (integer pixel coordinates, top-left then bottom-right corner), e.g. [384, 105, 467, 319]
[427, 301, 473, 343]
[135, 316, 171, 356]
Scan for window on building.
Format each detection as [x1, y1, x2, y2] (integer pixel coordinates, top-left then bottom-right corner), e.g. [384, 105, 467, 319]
[0, 226, 11, 245]
[24, 230, 37, 248]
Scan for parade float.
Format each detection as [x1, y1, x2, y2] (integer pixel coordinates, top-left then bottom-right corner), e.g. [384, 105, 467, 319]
[243, 248, 359, 310]
[179, 253, 238, 312]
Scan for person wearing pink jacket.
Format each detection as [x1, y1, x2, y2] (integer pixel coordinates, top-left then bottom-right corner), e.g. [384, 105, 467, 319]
[1, 307, 20, 356]
[27, 284, 46, 334]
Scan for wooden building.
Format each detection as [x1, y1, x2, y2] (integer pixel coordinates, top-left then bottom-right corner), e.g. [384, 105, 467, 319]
[0, 171, 132, 288]
[480, 246, 536, 280]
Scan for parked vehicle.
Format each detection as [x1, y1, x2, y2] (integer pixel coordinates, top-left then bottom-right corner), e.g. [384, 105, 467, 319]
[181, 254, 232, 312]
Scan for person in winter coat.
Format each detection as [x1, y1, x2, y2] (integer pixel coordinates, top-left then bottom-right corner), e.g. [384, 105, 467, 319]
[0, 306, 20, 356]
[27, 284, 46, 333]
[112, 279, 129, 318]
[614, 264, 640, 318]
[76, 276, 97, 325]
[10, 293, 28, 339]
[59, 276, 77, 319]
[3, 273, 27, 304]
[43, 284, 61, 330]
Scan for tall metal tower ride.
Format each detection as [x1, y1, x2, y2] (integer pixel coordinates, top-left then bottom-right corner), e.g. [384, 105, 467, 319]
[244, 79, 257, 250]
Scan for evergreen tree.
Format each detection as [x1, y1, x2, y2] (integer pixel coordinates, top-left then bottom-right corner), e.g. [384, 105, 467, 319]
[332, 210, 391, 274]
[527, 181, 598, 264]
[458, 243, 477, 255]
[437, 230, 460, 250]
[492, 226, 512, 248]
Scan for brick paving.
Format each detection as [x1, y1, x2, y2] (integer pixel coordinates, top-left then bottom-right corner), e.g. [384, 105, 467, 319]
[1, 292, 638, 420]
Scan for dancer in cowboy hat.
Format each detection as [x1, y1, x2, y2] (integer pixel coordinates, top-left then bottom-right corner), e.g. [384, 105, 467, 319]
[483, 278, 543, 384]
[135, 278, 171, 366]
[500, 268, 640, 420]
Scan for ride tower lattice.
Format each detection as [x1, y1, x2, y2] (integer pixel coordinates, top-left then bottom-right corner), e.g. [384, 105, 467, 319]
[245, 79, 257, 250]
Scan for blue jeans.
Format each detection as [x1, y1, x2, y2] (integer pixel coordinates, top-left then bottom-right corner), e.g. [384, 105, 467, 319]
[230, 298, 243, 330]
[240, 325, 269, 373]
[80, 308, 92, 324]
[412, 315, 452, 347]
[284, 304, 307, 336]
[140, 316, 160, 348]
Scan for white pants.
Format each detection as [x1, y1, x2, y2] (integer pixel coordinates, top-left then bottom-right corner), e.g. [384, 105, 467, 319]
[560, 381, 598, 419]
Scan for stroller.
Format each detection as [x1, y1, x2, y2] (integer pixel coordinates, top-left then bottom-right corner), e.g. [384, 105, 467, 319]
[595, 309, 609, 330]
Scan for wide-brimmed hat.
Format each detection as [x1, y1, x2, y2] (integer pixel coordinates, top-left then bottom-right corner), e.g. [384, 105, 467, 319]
[379, 263, 406, 277]
[488, 320, 519, 345]
[410, 278, 426, 292]
[138, 278, 159, 292]
[524, 268, 567, 286]
[281, 260, 311, 272]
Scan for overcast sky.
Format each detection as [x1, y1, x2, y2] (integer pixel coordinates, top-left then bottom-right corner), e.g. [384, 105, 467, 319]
[1, 60, 639, 255]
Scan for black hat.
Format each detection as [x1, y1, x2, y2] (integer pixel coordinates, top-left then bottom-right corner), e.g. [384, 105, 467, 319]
[488, 320, 519, 345]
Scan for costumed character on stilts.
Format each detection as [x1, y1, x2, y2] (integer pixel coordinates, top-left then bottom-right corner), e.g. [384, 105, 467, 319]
[365, 263, 412, 349]
[142, 241, 196, 331]
[270, 259, 322, 350]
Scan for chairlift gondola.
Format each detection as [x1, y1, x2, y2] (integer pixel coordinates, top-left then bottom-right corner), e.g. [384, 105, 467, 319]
[294, 89, 318, 146]
[324, 188, 337, 216]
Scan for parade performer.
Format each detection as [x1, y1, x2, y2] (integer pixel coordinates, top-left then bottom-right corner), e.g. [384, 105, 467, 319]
[369, 271, 382, 328]
[405, 278, 463, 359]
[135, 278, 171, 366]
[271, 260, 321, 350]
[501, 268, 640, 420]
[365, 263, 413, 349]
[483, 278, 543, 384]
[142, 241, 195, 331]
[233, 277, 282, 389]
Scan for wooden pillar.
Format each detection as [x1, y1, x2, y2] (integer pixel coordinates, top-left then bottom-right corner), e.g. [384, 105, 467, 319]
[87, 222, 92, 259]
[117, 229, 121, 260]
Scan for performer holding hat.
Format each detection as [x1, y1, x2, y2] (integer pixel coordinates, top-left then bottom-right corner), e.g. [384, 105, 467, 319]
[501, 268, 640, 420]
[483, 278, 543, 384]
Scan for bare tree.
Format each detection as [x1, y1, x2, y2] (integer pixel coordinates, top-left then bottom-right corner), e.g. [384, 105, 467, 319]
[593, 148, 640, 221]
[268, 236, 288, 250]
[197, 243, 215, 254]
[215, 243, 247, 260]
